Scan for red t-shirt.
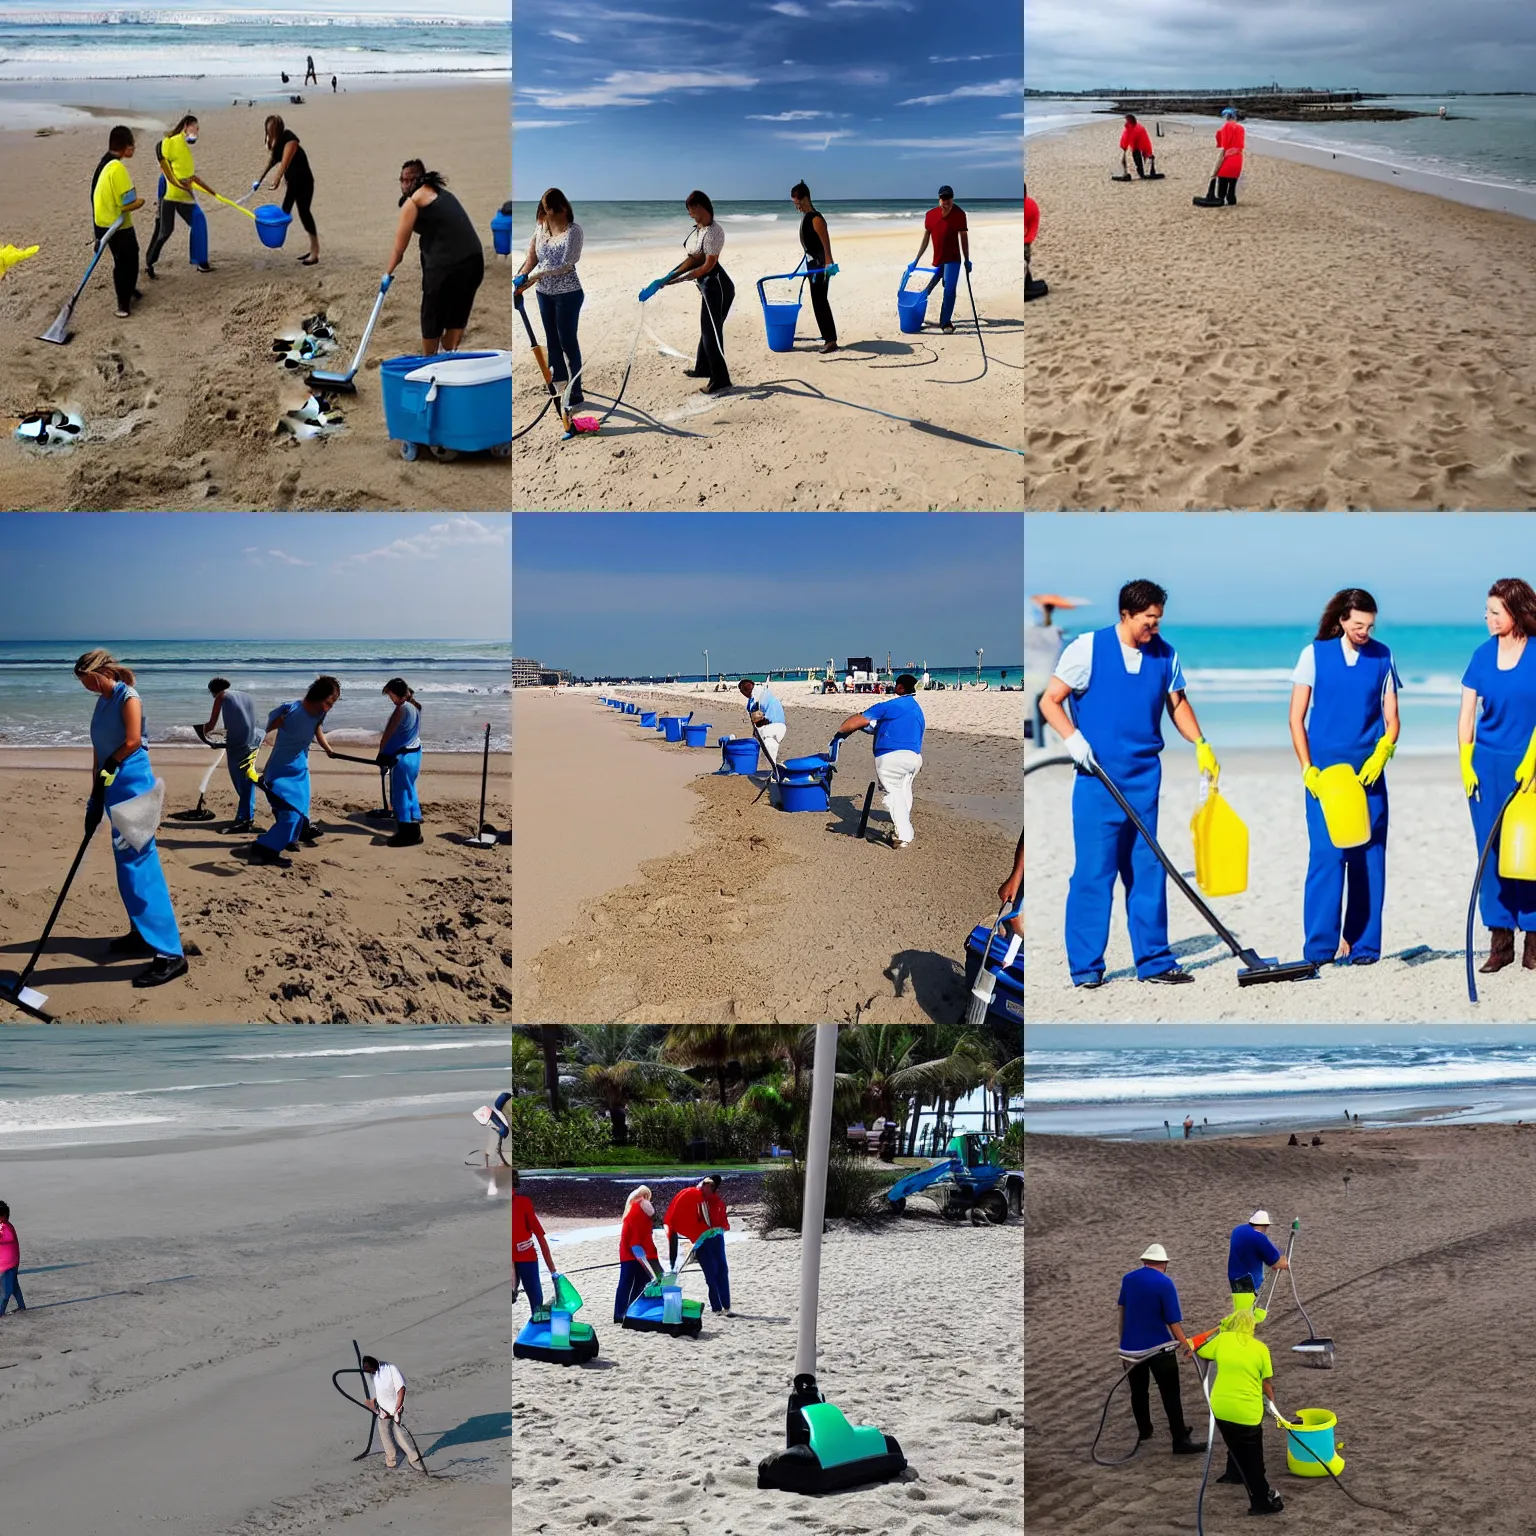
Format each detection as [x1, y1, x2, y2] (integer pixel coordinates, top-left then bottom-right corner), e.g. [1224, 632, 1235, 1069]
[1120, 123, 1153, 156]
[620, 1202, 660, 1266]
[512, 1193, 545, 1262]
[664, 1186, 710, 1241]
[1024, 196, 1039, 245]
[1215, 121, 1245, 178]
[924, 203, 969, 265]
[704, 1190, 731, 1233]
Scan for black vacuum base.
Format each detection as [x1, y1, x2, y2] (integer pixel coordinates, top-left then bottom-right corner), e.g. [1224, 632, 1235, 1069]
[757, 1438, 907, 1494]
[1237, 960, 1319, 986]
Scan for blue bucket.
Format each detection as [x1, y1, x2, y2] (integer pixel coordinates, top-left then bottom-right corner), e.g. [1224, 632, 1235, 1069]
[964, 923, 1024, 1024]
[779, 772, 829, 813]
[490, 207, 512, 257]
[640, 711, 657, 727]
[661, 716, 686, 742]
[762, 302, 800, 352]
[721, 737, 759, 774]
[625, 703, 638, 714]
[897, 264, 940, 334]
[254, 205, 292, 249]
[682, 722, 709, 747]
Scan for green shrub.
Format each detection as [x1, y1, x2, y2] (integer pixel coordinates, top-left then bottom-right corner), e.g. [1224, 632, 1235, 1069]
[630, 1102, 768, 1161]
[756, 1151, 897, 1234]
[1000, 1119, 1023, 1167]
[507, 1098, 613, 1168]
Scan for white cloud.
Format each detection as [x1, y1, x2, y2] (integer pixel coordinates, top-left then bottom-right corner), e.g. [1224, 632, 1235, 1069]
[929, 53, 997, 63]
[513, 118, 577, 130]
[769, 1, 810, 14]
[774, 129, 855, 149]
[828, 1, 912, 9]
[899, 77, 1024, 107]
[267, 549, 313, 567]
[547, 29, 585, 43]
[241, 546, 312, 567]
[521, 70, 759, 110]
[998, 111, 1024, 119]
[347, 516, 508, 566]
[747, 109, 829, 120]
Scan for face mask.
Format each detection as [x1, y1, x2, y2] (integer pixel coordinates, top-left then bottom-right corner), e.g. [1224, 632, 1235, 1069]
[641, 1200, 653, 1216]
[185, 134, 198, 145]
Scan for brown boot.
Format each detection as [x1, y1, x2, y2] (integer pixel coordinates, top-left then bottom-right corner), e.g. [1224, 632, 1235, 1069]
[1524, 932, 1536, 971]
[1481, 928, 1515, 973]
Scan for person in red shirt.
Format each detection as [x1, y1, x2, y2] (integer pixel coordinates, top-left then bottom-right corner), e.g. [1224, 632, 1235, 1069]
[615, 1185, 665, 1322]
[1024, 184, 1039, 282]
[512, 1169, 557, 1316]
[695, 1174, 734, 1316]
[913, 184, 971, 333]
[1212, 108, 1246, 206]
[1119, 114, 1157, 179]
[662, 1180, 711, 1268]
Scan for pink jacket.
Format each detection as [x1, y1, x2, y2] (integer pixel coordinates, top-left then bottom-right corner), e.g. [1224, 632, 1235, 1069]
[0, 1220, 19, 1272]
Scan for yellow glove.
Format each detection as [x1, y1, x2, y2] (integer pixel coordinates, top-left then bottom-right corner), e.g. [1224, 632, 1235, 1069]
[243, 752, 260, 783]
[1518, 728, 1536, 790]
[1356, 736, 1395, 788]
[1460, 742, 1480, 800]
[1195, 738, 1220, 782]
[1303, 766, 1323, 798]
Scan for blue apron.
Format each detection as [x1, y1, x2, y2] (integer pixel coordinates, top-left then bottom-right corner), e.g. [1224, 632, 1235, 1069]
[1302, 638, 1397, 964]
[256, 700, 320, 852]
[90, 683, 183, 958]
[1064, 626, 1177, 982]
[380, 700, 422, 825]
[1466, 639, 1536, 931]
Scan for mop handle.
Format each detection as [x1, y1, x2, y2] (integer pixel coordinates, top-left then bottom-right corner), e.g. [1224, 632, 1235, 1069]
[1466, 784, 1518, 1004]
[476, 722, 490, 830]
[209, 189, 257, 221]
[15, 820, 100, 988]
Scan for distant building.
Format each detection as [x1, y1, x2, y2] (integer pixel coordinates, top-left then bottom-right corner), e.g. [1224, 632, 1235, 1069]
[512, 657, 562, 687]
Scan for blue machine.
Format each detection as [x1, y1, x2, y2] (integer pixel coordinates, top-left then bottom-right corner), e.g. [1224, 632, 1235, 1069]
[884, 1135, 1012, 1224]
[621, 1229, 720, 1337]
[514, 1272, 601, 1366]
[963, 922, 1024, 1023]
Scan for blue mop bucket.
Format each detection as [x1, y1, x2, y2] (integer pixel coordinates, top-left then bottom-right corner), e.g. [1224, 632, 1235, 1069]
[682, 722, 709, 747]
[964, 922, 1024, 1024]
[255, 205, 292, 248]
[898, 264, 940, 333]
[661, 715, 686, 742]
[756, 268, 818, 353]
[779, 753, 833, 812]
[625, 703, 638, 714]
[720, 737, 759, 774]
[490, 207, 512, 256]
[640, 711, 657, 727]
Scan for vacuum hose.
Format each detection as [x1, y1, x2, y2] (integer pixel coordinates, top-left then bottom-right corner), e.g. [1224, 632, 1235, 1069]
[1466, 784, 1518, 1004]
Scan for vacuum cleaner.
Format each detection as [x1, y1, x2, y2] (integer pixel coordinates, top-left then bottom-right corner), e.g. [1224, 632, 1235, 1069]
[1025, 754, 1318, 985]
[620, 1231, 717, 1337]
[758, 1022, 907, 1495]
[331, 1339, 381, 1460]
[515, 1270, 601, 1365]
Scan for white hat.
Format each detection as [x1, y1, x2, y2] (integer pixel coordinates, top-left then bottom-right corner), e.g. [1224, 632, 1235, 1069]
[1250, 1209, 1270, 1225]
[1140, 1243, 1168, 1263]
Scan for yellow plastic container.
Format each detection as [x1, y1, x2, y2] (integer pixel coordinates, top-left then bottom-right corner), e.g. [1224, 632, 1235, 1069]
[1190, 784, 1248, 897]
[1501, 787, 1536, 880]
[1315, 763, 1370, 849]
[1283, 1407, 1345, 1478]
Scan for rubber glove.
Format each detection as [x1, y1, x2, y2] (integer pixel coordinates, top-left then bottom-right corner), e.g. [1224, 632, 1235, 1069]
[1518, 727, 1536, 790]
[639, 279, 663, 303]
[1195, 737, 1220, 782]
[85, 765, 116, 835]
[1303, 766, 1323, 798]
[251, 180, 261, 193]
[824, 262, 840, 278]
[965, 260, 973, 273]
[513, 272, 529, 292]
[380, 273, 393, 293]
[1357, 735, 1395, 787]
[1063, 730, 1096, 771]
[1460, 741, 1480, 799]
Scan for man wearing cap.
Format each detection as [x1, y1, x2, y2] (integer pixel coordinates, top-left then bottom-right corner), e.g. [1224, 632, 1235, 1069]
[1228, 1210, 1288, 1298]
[738, 678, 787, 768]
[1117, 1242, 1205, 1455]
[835, 673, 926, 848]
[913, 185, 971, 334]
[1212, 107, 1246, 205]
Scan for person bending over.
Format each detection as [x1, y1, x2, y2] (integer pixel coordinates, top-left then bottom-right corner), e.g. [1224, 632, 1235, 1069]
[1120, 114, 1156, 178]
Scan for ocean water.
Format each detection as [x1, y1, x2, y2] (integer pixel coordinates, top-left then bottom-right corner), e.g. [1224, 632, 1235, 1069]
[0, 1024, 510, 1149]
[1026, 1041, 1536, 1136]
[1036, 623, 1484, 751]
[506, 198, 1025, 254]
[0, 640, 510, 752]
[586, 665, 1022, 688]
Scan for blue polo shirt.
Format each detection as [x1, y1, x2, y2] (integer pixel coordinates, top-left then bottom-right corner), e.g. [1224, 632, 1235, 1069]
[1118, 1265, 1183, 1353]
[746, 686, 785, 726]
[1227, 1223, 1282, 1291]
[863, 693, 925, 756]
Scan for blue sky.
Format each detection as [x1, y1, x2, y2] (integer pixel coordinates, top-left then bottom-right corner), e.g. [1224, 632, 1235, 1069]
[514, 512, 1022, 674]
[0, 515, 509, 641]
[513, 0, 1021, 200]
[1025, 514, 1536, 626]
[23, 2, 506, 17]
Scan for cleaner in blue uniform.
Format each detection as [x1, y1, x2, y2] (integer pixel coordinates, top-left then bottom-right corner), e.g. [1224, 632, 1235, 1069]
[1288, 588, 1400, 966]
[378, 677, 423, 848]
[1037, 580, 1220, 988]
[248, 676, 340, 868]
[202, 675, 263, 833]
[74, 649, 187, 987]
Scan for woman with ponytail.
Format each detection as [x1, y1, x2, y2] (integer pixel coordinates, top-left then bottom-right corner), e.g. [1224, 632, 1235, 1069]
[378, 678, 423, 847]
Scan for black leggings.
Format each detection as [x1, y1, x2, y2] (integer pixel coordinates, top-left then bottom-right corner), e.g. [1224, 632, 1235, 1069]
[95, 224, 140, 311]
[1216, 1419, 1274, 1510]
[695, 267, 735, 387]
[145, 200, 195, 267]
[1127, 1348, 1192, 1440]
[1217, 176, 1239, 205]
[807, 271, 836, 345]
[282, 174, 317, 237]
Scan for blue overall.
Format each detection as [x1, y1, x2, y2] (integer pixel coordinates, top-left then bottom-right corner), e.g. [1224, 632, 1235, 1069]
[695, 1232, 731, 1312]
[1301, 638, 1399, 964]
[1464, 638, 1536, 930]
[380, 700, 422, 825]
[1064, 627, 1179, 982]
[255, 700, 320, 853]
[219, 689, 261, 822]
[515, 1261, 544, 1318]
[90, 683, 183, 958]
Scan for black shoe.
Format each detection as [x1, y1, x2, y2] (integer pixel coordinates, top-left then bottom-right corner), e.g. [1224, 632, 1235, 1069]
[247, 843, 291, 868]
[1143, 968, 1194, 985]
[145, 261, 157, 279]
[1075, 975, 1106, 990]
[226, 819, 255, 834]
[1217, 1469, 1247, 1485]
[386, 823, 423, 847]
[132, 954, 188, 988]
[683, 368, 708, 378]
[108, 929, 154, 956]
[1137, 1428, 1154, 1442]
[1249, 1493, 1283, 1516]
[194, 264, 213, 274]
[700, 380, 732, 394]
[299, 830, 321, 846]
[286, 842, 301, 852]
[1171, 1437, 1207, 1455]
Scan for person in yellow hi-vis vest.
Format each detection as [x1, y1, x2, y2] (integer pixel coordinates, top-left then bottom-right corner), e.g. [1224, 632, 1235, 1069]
[146, 113, 219, 277]
[1196, 1302, 1284, 1517]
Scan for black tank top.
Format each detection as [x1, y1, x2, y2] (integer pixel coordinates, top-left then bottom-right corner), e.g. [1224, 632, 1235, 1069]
[799, 207, 825, 266]
[413, 187, 482, 270]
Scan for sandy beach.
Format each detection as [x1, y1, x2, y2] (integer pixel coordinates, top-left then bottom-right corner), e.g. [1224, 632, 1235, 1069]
[515, 1181, 1022, 1535]
[1024, 121, 1536, 510]
[1025, 1123, 1536, 1533]
[512, 688, 1019, 1023]
[0, 1105, 509, 1535]
[1022, 746, 1536, 1023]
[0, 747, 511, 1023]
[511, 217, 1023, 510]
[0, 84, 511, 512]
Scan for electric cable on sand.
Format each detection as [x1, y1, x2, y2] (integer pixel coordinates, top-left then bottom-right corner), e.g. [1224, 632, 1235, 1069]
[1466, 783, 1518, 1004]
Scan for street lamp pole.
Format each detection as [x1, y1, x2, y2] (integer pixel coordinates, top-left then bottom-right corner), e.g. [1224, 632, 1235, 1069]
[704, 649, 709, 686]
[975, 647, 984, 684]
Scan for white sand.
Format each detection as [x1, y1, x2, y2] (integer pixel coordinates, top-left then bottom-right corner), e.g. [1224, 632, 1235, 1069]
[514, 1219, 1022, 1534]
[1025, 747, 1536, 1023]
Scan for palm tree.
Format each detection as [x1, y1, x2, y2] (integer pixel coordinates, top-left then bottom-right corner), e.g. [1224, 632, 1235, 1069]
[661, 1026, 801, 1105]
[562, 1026, 698, 1145]
[540, 1026, 563, 1114]
[509, 1033, 544, 1097]
[889, 1033, 990, 1155]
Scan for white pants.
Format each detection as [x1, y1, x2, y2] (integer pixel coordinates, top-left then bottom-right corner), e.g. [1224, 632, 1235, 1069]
[757, 722, 786, 766]
[378, 1413, 424, 1468]
[874, 750, 922, 844]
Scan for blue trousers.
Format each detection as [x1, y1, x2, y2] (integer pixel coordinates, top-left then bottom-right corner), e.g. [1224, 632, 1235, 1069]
[103, 755, 183, 958]
[1471, 746, 1536, 930]
[514, 1260, 543, 1317]
[0, 1267, 25, 1314]
[695, 1234, 730, 1312]
[537, 288, 584, 399]
[1303, 783, 1388, 963]
[390, 751, 421, 825]
[1065, 773, 1174, 982]
[937, 261, 961, 326]
[225, 750, 256, 822]
[614, 1258, 652, 1322]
